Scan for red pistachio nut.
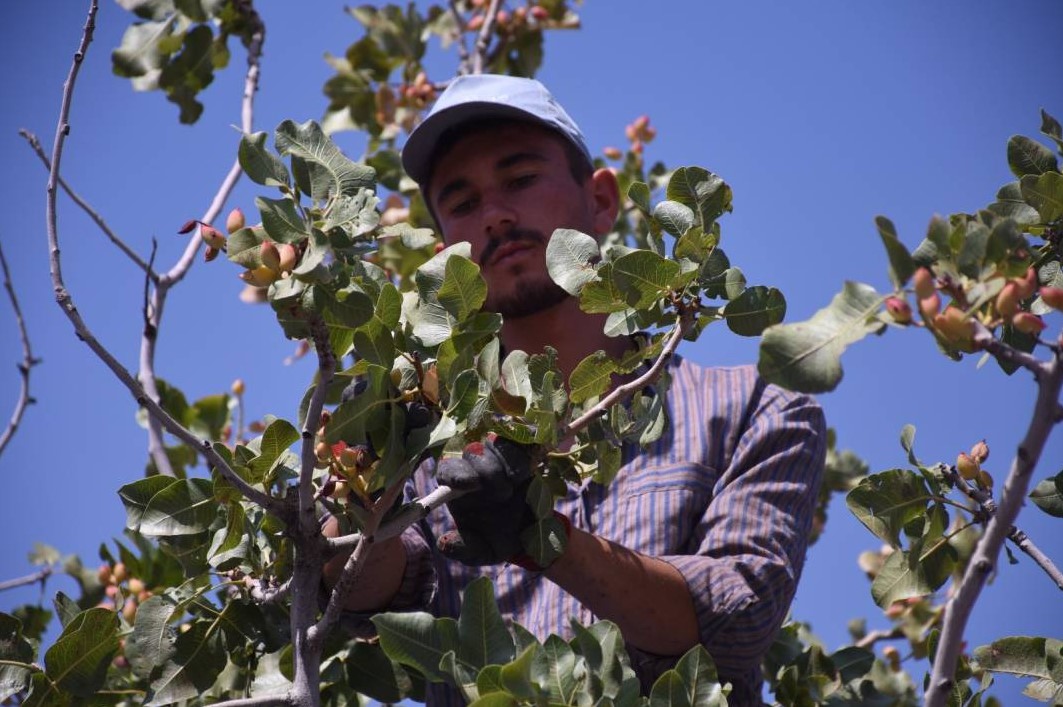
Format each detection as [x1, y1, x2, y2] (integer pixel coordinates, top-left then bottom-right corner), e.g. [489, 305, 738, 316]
[969, 440, 989, 464]
[956, 452, 980, 481]
[1040, 286, 1063, 311]
[885, 296, 912, 324]
[1015, 267, 1038, 299]
[995, 281, 1021, 318]
[260, 240, 281, 271]
[226, 207, 245, 235]
[918, 292, 941, 322]
[913, 267, 935, 300]
[200, 224, 226, 249]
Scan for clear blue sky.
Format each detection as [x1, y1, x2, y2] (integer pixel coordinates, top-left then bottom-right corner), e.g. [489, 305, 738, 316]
[1, 1, 1061, 703]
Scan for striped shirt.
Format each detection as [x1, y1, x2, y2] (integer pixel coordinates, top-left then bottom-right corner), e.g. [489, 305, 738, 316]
[389, 358, 826, 706]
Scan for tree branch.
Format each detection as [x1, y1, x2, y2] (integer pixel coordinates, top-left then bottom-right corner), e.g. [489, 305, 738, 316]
[324, 483, 463, 554]
[448, 0, 472, 75]
[471, 0, 502, 74]
[945, 467, 1063, 592]
[18, 130, 160, 282]
[42, 0, 283, 519]
[925, 344, 1063, 707]
[0, 567, 52, 592]
[138, 12, 264, 478]
[0, 240, 40, 459]
[311, 479, 406, 647]
[972, 322, 1042, 377]
[563, 306, 695, 438]
[299, 316, 335, 535]
[202, 696, 292, 707]
[855, 626, 905, 649]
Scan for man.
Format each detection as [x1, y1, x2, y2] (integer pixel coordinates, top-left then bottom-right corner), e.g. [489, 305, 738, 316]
[326, 74, 826, 706]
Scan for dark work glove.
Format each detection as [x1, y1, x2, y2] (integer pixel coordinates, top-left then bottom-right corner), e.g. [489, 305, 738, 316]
[435, 436, 536, 566]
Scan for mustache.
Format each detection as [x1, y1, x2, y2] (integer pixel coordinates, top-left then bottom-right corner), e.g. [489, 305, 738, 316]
[479, 227, 546, 267]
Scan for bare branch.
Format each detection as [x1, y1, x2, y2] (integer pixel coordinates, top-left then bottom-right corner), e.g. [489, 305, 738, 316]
[139, 10, 264, 477]
[42, 0, 283, 519]
[855, 626, 905, 649]
[972, 322, 1043, 377]
[0, 241, 40, 458]
[925, 348, 1063, 707]
[0, 567, 52, 592]
[448, 0, 472, 75]
[311, 480, 406, 647]
[563, 306, 695, 438]
[202, 696, 292, 707]
[325, 483, 463, 555]
[471, 0, 502, 74]
[18, 130, 159, 282]
[299, 316, 336, 535]
[946, 467, 1063, 592]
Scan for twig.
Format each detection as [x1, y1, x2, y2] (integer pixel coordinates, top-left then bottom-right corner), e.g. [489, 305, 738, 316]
[325, 483, 464, 554]
[855, 626, 905, 649]
[563, 306, 695, 437]
[138, 10, 264, 477]
[925, 345, 1063, 707]
[248, 577, 291, 605]
[142, 239, 158, 339]
[18, 130, 159, 282]
[0, 241, 40, 458]
[202, 696, 291, 707]
[973, 322, 1042, 377]
[42, 0, 283, 519]
[0, 567, 53, 592]
[299, 316, 335, 534]
[448, 0, 472, 75]
[946, 467, 1063, 591]
[471, 0, 502, 74]
[311, 479, 406, 647]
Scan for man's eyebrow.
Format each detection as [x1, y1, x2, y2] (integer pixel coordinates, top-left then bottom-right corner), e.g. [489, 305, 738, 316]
[434, 150, 549, 207]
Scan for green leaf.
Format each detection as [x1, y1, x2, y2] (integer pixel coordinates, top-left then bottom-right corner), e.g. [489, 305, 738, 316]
[256, 196, 308, 244]
[520, 515, 568, 569]
[112, 18, 173, 78]
[275, 119, 375, 199]
[145, 619, 226, 705]
[437, 256, 487, 321]
[569, 351, 619, 404]
[499, 643, 541, 701]
[758, 281, 886, 394]
[43, 608, 119, 697]
[416, 242, 473, 301]
[238, 131, 290, 188]
[354, 317, 395, 367]
[456, 577, 516, 670]
[119, 477, 218, 537]
[846, 470, 932, 547]
[653, 200, 695, 237]
[0, 613, 35, 701]
[723, 286, 786, 336]
[249, 419, 299, 479]
[666, 167, 732, 229]
[831, 646, 875, 683]
[468, 693, 520, 707]
[989, 182, 1041, 226]
[126, 594, 178, 680]
[610, 250, 681, 309]
[1030, 472, 1063, 518]
[974, 637, 1063, 681]
[628, 182, 651, 214]
[372, 612, 460, 683]
[324, 190, 380, 239]
[344, 642, 412, 703]
[225, 226, 265, 268]
[52, 593, 80, 630]
[1041, 108, 1063, 153]
[875, 216, 915, 289]
[649, 645, 724, 707]
[870, 544, 954, 608]
[536, 635, 578, 704]
[546, 228, 600, 296]
[1021, 172, 1063, 223]
[1007, 135, 1059, 177]
[957, 222, 991, 279]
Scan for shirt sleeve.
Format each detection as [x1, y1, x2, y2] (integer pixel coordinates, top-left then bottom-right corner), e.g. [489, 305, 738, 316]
[654, 376, 826, 687]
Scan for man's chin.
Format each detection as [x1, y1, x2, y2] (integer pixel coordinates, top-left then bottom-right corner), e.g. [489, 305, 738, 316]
[487, 279, 570, 319]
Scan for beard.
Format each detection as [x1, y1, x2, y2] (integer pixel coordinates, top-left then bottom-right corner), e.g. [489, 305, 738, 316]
[480, 227, 571, 319]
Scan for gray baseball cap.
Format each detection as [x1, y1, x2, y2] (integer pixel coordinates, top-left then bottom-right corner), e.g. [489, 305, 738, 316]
[401, 74, 592, 186]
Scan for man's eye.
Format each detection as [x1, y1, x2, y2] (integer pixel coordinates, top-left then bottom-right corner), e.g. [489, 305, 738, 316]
[509, 174, 537, 189]
[449, 198, 475, 216]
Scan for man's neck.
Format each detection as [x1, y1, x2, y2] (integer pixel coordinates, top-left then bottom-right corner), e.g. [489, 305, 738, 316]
[499, 297, 631, 379]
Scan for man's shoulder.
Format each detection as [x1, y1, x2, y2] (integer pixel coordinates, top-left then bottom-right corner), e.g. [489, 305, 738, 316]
[670, 356, 821, 416]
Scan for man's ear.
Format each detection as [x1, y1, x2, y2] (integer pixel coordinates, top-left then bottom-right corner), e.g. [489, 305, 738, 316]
[589, 167, 621, 236]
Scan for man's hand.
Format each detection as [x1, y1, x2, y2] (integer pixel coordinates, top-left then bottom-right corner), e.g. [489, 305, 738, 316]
[435, 436, 537, 566]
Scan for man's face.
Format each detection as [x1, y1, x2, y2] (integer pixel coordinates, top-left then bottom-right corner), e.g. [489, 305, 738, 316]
[428, 123, 598, 319]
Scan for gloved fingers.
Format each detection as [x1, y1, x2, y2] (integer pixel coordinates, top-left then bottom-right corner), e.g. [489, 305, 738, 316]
[489, 437, 534, 485]
[436, 456, 482, 492]
[437, 529, 504, 566]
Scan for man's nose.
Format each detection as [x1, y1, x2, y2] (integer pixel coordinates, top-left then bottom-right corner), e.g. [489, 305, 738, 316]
[481, 194, 517, 239]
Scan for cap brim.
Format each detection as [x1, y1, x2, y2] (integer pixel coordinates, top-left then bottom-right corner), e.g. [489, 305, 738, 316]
[401, 101, 563, 187]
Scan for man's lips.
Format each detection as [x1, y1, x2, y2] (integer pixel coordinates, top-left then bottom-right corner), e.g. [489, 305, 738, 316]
[487, 240, 537, 267]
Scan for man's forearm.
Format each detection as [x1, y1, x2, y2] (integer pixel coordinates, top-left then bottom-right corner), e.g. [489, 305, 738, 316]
[321, 517, 408, 612]
[545, 527, 700, 656]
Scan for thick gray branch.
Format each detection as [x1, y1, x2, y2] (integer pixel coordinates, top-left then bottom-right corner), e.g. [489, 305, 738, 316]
[42, 0, 282, 519]
[925, 345, 1062, 707]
